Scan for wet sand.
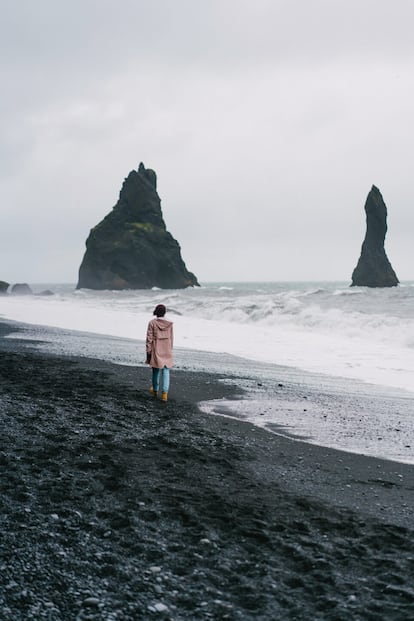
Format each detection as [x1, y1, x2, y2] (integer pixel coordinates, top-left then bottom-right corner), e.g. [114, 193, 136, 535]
[0, 321, 413, 620]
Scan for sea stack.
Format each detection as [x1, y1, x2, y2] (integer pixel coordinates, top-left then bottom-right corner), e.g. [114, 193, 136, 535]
[351, 185, 399, 287]
[77, 163, 199, 290]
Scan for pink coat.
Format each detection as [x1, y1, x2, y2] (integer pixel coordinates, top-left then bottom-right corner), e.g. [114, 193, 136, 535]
[146, 318, 174, 368]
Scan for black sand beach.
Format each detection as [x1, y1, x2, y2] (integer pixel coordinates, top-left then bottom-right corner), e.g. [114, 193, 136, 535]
[0, 321, 413, 620]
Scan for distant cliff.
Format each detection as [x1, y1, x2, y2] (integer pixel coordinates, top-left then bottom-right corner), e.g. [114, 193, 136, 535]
[351, 185, 399, 287]
[77, 163, 199, 290]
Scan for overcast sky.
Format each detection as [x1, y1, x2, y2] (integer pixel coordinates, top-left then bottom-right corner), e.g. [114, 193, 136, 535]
[1, 0, 414, 284]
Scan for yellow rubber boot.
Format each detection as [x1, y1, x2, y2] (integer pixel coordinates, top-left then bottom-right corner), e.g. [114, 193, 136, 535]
[149, 387, 158, 397]
[161, 391, 168, 402]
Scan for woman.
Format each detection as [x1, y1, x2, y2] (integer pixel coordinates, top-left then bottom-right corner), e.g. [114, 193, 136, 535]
[145, 304, 174, 401]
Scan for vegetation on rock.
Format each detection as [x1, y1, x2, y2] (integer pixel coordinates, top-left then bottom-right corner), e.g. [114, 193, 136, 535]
[77, 162, 199, 290]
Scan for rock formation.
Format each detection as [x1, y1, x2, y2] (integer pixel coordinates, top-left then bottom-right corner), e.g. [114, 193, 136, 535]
[0, 281, 9, 294]
[351, 185, 399, 287]
[77, 163, 199, 290]
[11, 283, 33, 295]
[37, 290, 54, 296]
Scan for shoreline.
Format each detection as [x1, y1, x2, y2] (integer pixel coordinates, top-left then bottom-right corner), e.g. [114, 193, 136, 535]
[4, 317, 414, 466]
[1, 320, 414, 619]
[1, 318, 413, 526]
[5, 320, 414, 465]
[2, 281, 414, 399]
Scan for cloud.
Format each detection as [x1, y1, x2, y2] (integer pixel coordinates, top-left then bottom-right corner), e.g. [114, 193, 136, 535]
[1, 0, 413, 283]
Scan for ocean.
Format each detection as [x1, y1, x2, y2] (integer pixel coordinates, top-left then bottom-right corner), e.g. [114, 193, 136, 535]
[1, 281, 414, 463]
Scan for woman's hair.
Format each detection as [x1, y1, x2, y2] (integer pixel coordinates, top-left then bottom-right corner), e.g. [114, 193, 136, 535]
[153, 304, 166, 317]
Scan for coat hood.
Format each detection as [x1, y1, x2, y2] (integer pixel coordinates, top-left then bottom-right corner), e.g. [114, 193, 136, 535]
[154, 318, 173, 331]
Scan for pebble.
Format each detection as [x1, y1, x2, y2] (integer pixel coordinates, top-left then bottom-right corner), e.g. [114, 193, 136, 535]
[148, 602, 168, 613]
[155, 602, 168, 612]
[149, 566, 162, 573]
[83, 597, 100, 607]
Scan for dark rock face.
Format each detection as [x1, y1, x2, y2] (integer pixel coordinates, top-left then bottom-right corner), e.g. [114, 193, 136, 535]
[0, 281, 9, 294]
[77, 163, 199, 290]
[351, 185, 399, 287]
[11, 283, 33, 295]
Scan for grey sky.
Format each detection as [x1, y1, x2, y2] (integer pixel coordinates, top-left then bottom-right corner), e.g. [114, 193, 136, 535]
[1, 0, 414, 283]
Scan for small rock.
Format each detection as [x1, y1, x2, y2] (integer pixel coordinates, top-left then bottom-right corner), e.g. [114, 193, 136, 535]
[11, 283, 33, 295]
[149, 602, 168, 613]
[37, 289, 54, 296]
[149, 566, 162, 573]
[83, 597, 100, 607]
[155, 602, 168, 612]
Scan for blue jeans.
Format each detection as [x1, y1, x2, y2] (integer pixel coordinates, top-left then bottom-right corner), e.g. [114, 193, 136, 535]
[152, 366, 170, 393]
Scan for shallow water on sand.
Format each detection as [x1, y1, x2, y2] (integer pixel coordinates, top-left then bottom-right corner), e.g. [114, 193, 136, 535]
[199, 390, 414, 465]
